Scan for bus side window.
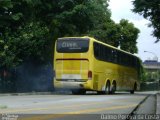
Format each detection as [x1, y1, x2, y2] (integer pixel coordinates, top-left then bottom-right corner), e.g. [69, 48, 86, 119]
[100, 44, 105, 61]
[121, 53, 125, 65]
[94, 42, 99, 59]
[112, 49, 117, 63]
[129, 55, 132, 67]
[133, 57, 136, 68]
[104, 46, 107, 61]
[107, 47, 112, 62]
[126, 54, 129, 66]
[117, 51, 122, 65]
[105, 46, 110, 62]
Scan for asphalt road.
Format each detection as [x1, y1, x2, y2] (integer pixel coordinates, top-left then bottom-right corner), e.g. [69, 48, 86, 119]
[0, 91, 158, 120]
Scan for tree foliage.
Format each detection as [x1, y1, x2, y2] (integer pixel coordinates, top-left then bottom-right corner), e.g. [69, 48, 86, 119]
[89, 19, 121, 47]
[0, 0, 140, 69]
[89, 19, 140, 53]
[132, 0, 160, 42]
[4, 22, 49, 67]
[119, 19, 140, 53]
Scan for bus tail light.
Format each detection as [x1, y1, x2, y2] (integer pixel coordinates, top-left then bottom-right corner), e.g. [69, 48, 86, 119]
[88, 71, 92, 80]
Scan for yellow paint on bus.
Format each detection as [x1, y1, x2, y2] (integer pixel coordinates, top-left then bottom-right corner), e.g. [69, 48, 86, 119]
[54, 36, 140, 94]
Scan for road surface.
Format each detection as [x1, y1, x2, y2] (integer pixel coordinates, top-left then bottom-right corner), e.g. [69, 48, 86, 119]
[0, 91, 159, 120]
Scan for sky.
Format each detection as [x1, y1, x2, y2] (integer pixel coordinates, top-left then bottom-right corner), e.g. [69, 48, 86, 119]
[108, 0, 160, 62]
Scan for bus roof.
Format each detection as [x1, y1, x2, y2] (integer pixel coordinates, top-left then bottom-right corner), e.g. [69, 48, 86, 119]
[58, 36, 140, 60]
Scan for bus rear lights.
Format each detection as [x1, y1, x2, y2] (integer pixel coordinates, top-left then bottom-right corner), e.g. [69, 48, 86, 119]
[88, 71, 92, 80]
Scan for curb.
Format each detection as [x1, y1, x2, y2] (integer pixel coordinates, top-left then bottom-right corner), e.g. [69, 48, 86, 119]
[156, 93, 160, 114]
[0, 92, 54, 97]
[0, 91, 72, 97]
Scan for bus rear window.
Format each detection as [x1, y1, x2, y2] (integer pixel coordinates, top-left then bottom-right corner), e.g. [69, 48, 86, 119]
[56, 38, 89, 53]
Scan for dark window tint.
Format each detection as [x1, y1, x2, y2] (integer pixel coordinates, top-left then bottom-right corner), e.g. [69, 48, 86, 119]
[93, 42, 139, 69]
[94, 42, 113, 62]
[57, 38, 89, 53]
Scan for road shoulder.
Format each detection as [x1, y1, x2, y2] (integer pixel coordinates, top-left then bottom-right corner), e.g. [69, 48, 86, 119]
[156, 93, 160, 114]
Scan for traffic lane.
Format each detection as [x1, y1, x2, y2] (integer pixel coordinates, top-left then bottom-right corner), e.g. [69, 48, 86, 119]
[0, 95, 77, 108]
[0, 93, 148, 114]
[8, 93, 149, 120]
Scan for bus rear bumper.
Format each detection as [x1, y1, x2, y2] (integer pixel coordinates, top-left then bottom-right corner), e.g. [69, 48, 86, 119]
[54, 80, 92, 90]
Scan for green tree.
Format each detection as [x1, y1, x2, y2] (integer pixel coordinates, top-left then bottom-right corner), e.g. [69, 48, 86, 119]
[90, 19, 140, 54]
[132, 0, 160, 43]
[0, 34, 17, 68]
[89, 20, 121, 47]
[0, 0, 143, 92]
[119, 19, 140, 53]
[0, 0, 23, 32]
[0, 0, 113, 68]
[139, 62, 147, 82]
[0, 0, 13, 30]
[0, 0, 140, 69]
[5, 22, 50, 66]
[0, 0, 51, 67]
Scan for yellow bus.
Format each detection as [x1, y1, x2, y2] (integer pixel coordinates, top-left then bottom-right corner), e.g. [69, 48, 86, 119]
[54, 36, 140, 94]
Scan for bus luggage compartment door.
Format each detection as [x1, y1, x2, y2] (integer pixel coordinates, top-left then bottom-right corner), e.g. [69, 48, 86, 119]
[55, 59, 89, 81]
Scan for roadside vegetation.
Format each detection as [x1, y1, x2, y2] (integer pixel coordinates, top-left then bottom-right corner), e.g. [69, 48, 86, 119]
[2, 0, 158, 92]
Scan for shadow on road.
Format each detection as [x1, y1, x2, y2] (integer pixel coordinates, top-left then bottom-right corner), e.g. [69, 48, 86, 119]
[52, 90, 154, 96]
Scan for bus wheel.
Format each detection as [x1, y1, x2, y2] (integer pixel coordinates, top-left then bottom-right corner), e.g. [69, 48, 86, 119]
[111, 81, 116, 94]
[130, 83, 137, 94]
[97, 91, 105, 95]
[72, 90, 86, 95]
[105, 81, 111, 94]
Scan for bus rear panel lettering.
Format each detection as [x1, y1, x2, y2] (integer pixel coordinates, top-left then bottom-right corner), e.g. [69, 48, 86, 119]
[57, 38, 89, 53]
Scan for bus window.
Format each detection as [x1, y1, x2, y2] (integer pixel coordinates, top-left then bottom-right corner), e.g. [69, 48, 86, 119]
[57, 38, 89, 53]
[112, 49, 117, 63]
[94, 42, 100, 59]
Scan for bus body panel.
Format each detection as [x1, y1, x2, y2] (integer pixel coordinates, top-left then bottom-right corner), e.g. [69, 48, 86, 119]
[56, 59, 89, 80]
[53, 36, 140, 92]
[54, 38, 94, 90]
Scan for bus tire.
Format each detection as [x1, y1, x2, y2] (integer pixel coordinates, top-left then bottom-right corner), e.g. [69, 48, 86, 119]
[130, 90, 134, 94]
[130, 83, 137, 94]
[105, 81, 111, 94]
[72, 90, 86, 95]
[97, 91, 105, 95]
[111, 81, 116, 94]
